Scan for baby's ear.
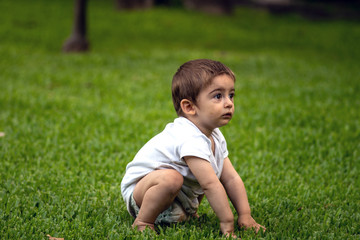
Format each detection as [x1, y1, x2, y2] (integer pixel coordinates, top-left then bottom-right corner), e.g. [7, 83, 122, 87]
[180, 99, 196, 116]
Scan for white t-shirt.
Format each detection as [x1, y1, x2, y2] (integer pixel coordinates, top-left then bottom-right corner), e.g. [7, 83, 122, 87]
[121, 117, 229, 214]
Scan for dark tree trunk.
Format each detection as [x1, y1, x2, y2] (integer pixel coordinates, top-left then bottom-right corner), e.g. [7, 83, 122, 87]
[63, 0, 89, 52]
[116, 0, 154, 10]
[183, 0, 234, 15]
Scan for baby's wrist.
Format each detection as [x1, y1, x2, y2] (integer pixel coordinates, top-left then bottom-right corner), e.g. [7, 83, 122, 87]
[238, 212, 252, 220]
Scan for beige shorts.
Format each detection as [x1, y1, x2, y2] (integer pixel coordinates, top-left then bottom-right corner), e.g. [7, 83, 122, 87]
[129, 193, 189, 224]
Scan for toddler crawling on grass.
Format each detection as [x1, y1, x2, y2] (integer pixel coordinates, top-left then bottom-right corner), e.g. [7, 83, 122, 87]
[121, 59, 265, 238]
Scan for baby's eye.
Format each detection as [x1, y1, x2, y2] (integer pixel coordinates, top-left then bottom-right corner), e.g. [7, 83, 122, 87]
[229, 93, 235, 99]
[214, 93, 222, 99]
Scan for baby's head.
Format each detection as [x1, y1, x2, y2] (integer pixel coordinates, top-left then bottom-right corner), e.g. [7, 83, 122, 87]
[172, 59, 235, 116]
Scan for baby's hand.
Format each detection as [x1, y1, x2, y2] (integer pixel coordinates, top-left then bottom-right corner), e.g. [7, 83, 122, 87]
[238, 214, 266, 234]
[220, 221, 239, 239]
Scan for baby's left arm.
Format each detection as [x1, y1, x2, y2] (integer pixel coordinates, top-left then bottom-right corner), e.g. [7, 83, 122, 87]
[220, 157, 266, 233]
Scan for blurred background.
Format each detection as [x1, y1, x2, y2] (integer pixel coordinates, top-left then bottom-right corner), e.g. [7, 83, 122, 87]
[63, 0, 360, 52]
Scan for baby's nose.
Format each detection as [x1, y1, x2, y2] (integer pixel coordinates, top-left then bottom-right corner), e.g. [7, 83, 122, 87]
[225, 97, 233, 107]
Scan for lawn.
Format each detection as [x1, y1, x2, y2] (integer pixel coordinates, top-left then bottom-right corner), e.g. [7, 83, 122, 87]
[0, 0, 359, 239]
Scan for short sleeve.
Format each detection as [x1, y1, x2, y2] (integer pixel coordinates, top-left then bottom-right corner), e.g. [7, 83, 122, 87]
[179, 135, 212, 162]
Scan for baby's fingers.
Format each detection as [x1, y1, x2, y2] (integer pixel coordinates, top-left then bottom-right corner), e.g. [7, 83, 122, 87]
[259, 224, 266, 233]
[252, 223, 266, 234]
[224, 232, 240, 239]
[240, 222, 266, 234]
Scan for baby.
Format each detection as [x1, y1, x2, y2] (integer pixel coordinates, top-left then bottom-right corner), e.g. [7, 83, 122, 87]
[121, 59, 265, 237]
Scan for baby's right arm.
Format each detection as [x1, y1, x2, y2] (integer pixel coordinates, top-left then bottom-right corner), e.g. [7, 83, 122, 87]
[184, 156, 237, 237]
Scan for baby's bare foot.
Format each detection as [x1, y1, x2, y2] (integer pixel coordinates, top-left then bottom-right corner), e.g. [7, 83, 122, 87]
[132, 218, 155, 231]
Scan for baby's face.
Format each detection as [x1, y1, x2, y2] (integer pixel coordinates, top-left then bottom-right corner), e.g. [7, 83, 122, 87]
[193, 74, 235, 133]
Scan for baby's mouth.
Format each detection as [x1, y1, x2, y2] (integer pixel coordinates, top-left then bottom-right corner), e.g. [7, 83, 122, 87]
[222, 113, 233, 118]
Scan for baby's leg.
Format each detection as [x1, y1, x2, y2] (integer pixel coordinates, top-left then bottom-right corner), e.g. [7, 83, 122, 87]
[132, 169, 183, 231]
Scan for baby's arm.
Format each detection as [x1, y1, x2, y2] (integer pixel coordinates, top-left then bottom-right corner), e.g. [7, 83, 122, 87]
[220, 157, 266, 233]
[184, 156, 236, 238]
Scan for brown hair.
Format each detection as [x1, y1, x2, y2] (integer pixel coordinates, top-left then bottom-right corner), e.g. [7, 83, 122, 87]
[171, 59, 235, 116]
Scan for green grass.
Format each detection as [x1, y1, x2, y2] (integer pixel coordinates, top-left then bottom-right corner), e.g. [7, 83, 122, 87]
[1, 0, 359, 239]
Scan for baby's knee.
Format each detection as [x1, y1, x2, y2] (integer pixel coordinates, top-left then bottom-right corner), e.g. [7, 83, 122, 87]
[160, 170, 183, 193]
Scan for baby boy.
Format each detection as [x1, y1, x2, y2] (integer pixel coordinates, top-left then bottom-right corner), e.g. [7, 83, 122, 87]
[121, 59, 265, 237]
